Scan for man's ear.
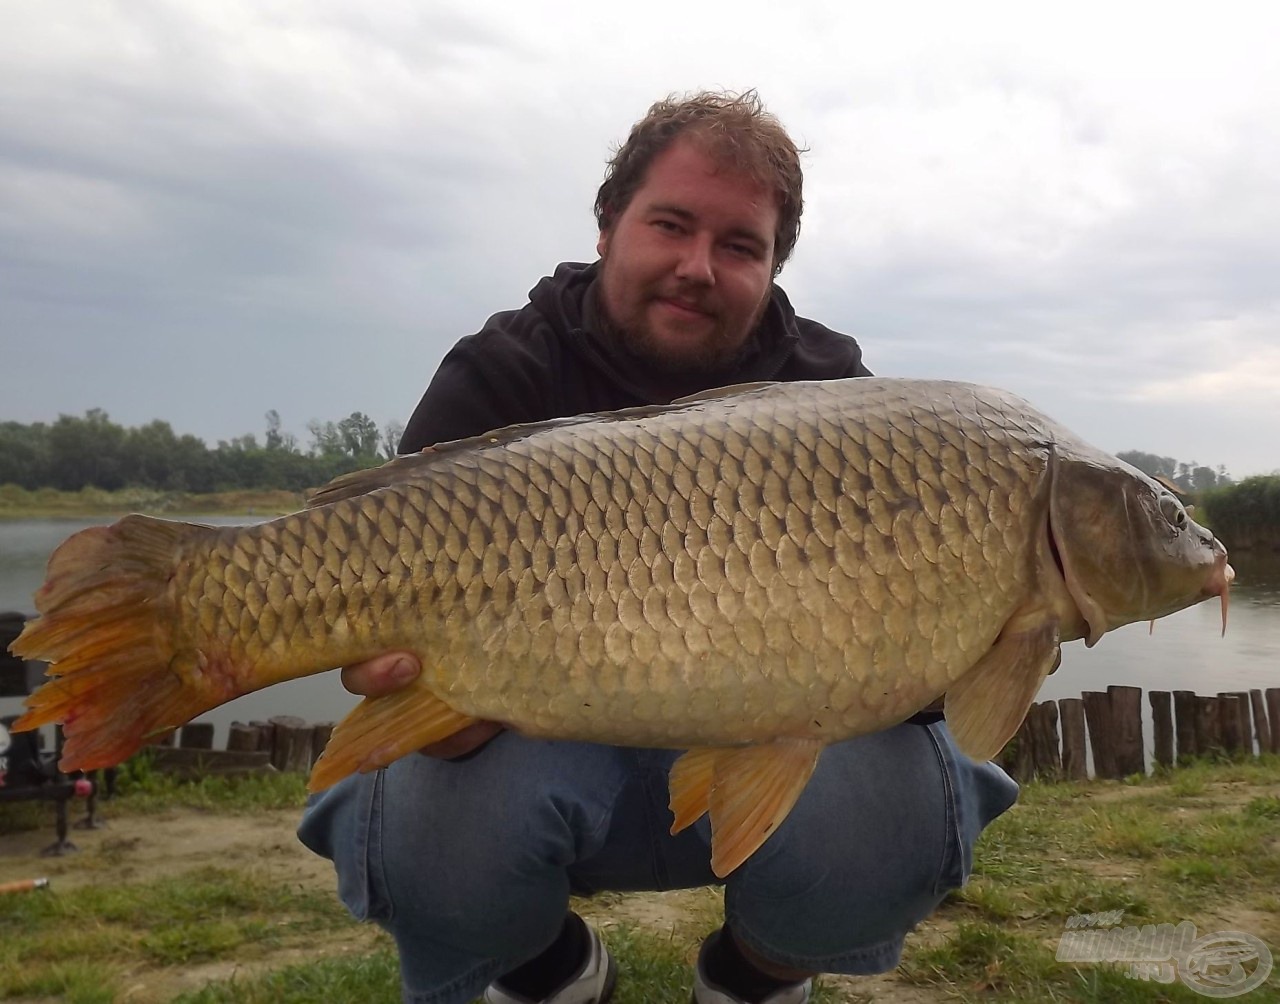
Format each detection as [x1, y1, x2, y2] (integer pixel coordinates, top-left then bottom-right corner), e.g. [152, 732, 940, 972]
[596, 228, 609, 258]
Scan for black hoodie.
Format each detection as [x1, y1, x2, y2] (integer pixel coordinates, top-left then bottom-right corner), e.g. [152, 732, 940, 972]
[399, 261, 872, 452]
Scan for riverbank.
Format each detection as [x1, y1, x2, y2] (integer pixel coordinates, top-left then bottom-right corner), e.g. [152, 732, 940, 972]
[0, 485, 306, 520]
[0, 757, 1276, 1002]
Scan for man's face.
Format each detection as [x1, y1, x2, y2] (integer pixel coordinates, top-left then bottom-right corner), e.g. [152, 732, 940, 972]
[596, 138, 779, 375]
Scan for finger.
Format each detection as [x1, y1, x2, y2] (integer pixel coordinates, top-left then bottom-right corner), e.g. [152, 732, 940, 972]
[340, 653, 420, 698]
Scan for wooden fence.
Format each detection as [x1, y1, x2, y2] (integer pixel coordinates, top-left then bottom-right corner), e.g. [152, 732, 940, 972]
[144, 686, 1280, 782]
[146, 716, 334, 777]
[999, 686, 1280, 782]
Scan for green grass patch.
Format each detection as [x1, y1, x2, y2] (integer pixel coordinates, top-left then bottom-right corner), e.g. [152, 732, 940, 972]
[902, 920, 1217, 1002]
[2, 756, 1275, 1002]
[0, 483, 304, 519]
[912, 757, 1280, 999]
[171, 924, 851, 1004]
[0, 866, 350, 998]
[109, 749, 311, 813]
[173, 947, 404, 1003]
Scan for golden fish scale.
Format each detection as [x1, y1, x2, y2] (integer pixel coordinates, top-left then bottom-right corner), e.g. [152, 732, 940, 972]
[170, 381, 1049, 745]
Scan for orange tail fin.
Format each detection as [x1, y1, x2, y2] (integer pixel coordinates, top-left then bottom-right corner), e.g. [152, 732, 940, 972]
[10, 515, 216, 772]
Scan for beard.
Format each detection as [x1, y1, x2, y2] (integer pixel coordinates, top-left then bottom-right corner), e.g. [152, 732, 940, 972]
[598, 282, 772, 379]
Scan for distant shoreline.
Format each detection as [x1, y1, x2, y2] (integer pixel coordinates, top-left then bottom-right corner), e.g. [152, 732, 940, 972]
[0, 485, 307, 520]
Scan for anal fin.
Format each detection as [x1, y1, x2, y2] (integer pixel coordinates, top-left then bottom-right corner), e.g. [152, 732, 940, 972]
[668, 738, 824, 878]
[945, 614, 1061, 762]
[308, 680, 477, 792]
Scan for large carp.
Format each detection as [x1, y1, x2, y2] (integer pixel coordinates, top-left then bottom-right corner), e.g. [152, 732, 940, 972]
[12, 378, 1231, 875]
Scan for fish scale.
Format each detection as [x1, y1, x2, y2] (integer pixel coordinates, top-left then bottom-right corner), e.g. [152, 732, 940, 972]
[11, 378, 1231, 875]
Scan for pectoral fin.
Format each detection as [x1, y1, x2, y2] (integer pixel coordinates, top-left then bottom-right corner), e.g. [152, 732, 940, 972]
[309, 680, 477, 792]
[945, 617, 1060, 762]
[668, 739, 824, 877]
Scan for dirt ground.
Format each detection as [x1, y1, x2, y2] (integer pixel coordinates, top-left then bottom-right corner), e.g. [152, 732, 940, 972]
[0, 804, 947, 1002]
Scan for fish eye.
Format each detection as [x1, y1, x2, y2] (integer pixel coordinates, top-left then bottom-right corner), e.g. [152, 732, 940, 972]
[1158, 493, 1188, 529]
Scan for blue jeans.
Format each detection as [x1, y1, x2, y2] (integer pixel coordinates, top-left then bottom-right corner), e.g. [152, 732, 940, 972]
[298, 722, 1017, 1004]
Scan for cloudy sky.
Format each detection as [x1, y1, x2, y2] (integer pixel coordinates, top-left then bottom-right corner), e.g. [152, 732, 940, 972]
[3, 1, 1277, 477]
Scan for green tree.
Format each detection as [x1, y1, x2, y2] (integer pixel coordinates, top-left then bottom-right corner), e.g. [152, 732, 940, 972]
[338, 412, 381, 460]
[381, 420, 406, 460]
[0, 421, 50, 488]
[1117, 451, 1178, 480]
[46, 409, 127, 490]
[125, 420, 183, 489]
[264, 409, 284, 451]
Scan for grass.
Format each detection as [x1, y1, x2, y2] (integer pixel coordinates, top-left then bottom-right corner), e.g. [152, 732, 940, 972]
[911, 755, 1280, 1001]
[0, 756, 1276, 1002]
[172, 948, 404, 1003]
[0, 866, 351, 1001]
[169, 924, 851, 1004]
[0, 752, 310, 839]
[0, 483, 303, 519]
[107, 749, 312, 814]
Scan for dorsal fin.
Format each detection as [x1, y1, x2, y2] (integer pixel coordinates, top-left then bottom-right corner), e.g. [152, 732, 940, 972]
[669, 381, 779, 406]
[306, 381, 782, 509]
[305, 414, 601, 508]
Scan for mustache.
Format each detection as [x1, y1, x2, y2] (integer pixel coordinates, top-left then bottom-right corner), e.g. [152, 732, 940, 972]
[655, 286, 716, 314]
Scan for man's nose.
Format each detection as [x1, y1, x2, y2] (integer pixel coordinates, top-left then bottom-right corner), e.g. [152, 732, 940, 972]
[674, 234, 715, 284]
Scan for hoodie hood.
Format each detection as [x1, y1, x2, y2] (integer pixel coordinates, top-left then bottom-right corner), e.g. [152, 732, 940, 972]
[526, 261, 804, 405]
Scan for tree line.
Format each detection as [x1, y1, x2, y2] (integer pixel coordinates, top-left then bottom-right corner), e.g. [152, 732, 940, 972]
[0, 409, 405, 494]
[1117, 451, 1280, 550]
[4, 415, 1273, 545]
[1201, 476, 1280, 551]
[1115, 451, 1232, 493]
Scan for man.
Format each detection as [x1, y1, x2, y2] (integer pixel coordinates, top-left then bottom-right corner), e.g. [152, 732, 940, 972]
[299, 90, 1019, 1004]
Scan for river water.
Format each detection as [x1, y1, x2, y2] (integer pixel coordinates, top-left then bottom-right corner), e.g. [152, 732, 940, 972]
[2, 516, 1277, 745]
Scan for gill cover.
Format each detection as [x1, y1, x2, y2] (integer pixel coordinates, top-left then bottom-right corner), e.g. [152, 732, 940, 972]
[1046, 449, 1225, 646]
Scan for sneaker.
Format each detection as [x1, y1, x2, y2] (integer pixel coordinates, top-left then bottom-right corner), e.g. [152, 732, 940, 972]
[691, 934, 812, 1004]
[483, 921, 617, 1004]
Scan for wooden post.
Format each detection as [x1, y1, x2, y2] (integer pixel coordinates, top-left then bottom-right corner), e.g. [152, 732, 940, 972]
[1039, 702, 1062, 779]
[1025, 704, 1047, 779]
[269, 715, 313, 772]
[1217, 694, 1243, 756]
[1173, 691, 1198, 761]
[1059, 698, 1087, 780]
[999, 717, 1035, 782]
[1233, 693, 1254, 756]
[1149, 691, 1174, 769]
[1083, 691, 1116, 778]
[1195, 696, 1221, 755]
[179, 723, 215, 749]
[1109, 685, 1145, 777]
[250, 720, 274, 752]
[226, 722, 261, 752]
[310, 722, 334, 768]
[1267, 689, 1280, 754]
[1250, 691, 1272, 757]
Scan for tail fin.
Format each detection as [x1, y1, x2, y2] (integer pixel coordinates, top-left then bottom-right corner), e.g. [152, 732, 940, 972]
[308, 681, 477, 791]
[11, 515, 215, 772]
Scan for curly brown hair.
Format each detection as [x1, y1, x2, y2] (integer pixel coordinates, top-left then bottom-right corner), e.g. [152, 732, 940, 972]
[594, 90, 806, 275]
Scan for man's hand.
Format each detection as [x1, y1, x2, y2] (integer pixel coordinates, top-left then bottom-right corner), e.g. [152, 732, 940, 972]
[340, 653, 504, 759]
